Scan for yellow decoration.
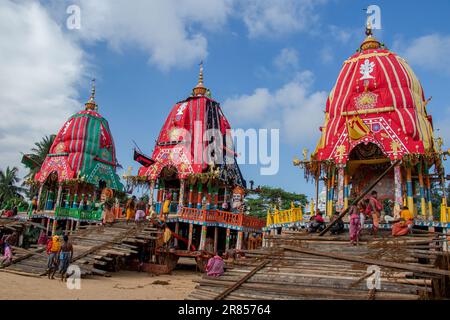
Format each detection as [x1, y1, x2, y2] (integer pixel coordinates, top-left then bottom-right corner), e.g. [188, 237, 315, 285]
[265, 204, 304, 227]
[347, 116, 370, 140]
[390, 140, 401, 156]
[336, 145, 346, 161]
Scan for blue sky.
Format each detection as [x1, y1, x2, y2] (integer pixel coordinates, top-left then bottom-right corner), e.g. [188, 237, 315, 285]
[1, 0, 450, 199]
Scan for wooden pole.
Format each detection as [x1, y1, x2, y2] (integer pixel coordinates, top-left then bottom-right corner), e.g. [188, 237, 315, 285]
[319, 160, 400, 236]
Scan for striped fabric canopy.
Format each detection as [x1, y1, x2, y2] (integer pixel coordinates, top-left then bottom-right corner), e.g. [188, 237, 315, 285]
[313, 46, 435, 164]
[35, 109, 123, 191]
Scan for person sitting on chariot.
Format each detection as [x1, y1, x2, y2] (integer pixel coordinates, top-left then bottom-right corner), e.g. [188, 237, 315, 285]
[330, 213, 345, 235]
[391, 206, 414, 237]
[308, 210, 325, 233]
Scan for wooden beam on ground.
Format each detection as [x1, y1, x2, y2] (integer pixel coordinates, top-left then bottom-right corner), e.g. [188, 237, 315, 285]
[214, 259, 270, 300]
[281, 245, 450, 277]
[214, 250, 284, 300]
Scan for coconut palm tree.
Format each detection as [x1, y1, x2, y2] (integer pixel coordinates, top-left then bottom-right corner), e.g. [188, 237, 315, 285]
[0, 166, 24, 206]
[22, 134, 56, 180]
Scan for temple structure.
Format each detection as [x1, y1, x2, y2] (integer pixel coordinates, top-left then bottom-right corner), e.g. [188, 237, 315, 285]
[29, 81, 123, 234]
[258, 22, 450, 234]
[134, 64, 264, 264]
[291, 22, 449, 228]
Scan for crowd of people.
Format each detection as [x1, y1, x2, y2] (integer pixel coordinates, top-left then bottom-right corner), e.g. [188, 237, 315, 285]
[307, 190, 415, 244]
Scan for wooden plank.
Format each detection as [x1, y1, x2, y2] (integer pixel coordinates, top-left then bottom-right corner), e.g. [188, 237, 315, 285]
[214, 256, 274, 300]
[281, 245, 450, 277]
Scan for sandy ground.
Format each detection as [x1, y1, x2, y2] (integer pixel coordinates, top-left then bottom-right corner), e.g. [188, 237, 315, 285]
[0, 268, 201, 300]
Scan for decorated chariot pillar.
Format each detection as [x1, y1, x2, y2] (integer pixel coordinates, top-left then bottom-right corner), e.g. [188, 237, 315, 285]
[214, 227, 219, 254]
[393, 162, 403, 218]
[174, 221, 179, 247]
[406, 166, 414, 216]
[225, 228, 231, 250]
[417, 163, 427, 218]
[343, 170, 349, 210]
[206, 183, 213, 210]
[51, 219, 57, 236]
[336, 166, 345, 213]
[36, 184, 44, 212]
[72, 193, 78, 209]
[65, 191, 70, 209]
[148, 179, 155, 212]
[187, 223, 194, 251]
[236, 231, 243, 250]
[213, 185, 219, 210]
[425, 173, 433, 219]
[178, 179, 186, 214]
[55, 185, 63, 210]
[45, 190, 55, 211]
[46, 217, 51, 235]
[188, 183, 194, 208]
[199, 225, 207, 250]
[197, 182, 203, 209]
[156, 180, 164, 215]
[327, 167, 335, 217]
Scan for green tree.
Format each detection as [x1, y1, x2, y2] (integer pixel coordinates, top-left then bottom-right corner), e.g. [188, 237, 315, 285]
[22, 134, 55, 180]
[0, 166, 25, 207]
[245, 185, 308, 218]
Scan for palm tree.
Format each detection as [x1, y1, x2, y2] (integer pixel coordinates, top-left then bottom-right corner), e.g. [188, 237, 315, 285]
[0, 167, 24, 206]
[22, 134, 56, 180]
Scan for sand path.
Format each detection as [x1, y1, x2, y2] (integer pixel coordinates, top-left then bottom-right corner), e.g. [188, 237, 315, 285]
[0, 269, 201, 300]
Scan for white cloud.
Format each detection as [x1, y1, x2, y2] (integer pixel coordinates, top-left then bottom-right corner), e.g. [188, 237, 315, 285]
[0, 1, 84, 174]
[237, 0, 325, 38]
[223, 71, 327, 145]
[54, 0, 233, 72]
[273, 48, 299, 71]
[402, 34, 450, 74]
